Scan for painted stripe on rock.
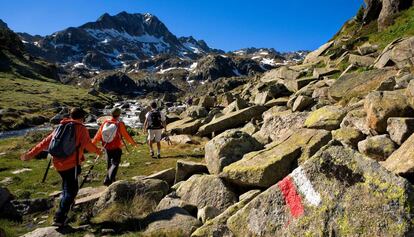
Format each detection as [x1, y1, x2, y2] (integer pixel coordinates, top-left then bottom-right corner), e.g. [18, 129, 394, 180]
[291, 166, 321, 206]
[278, 176, 304, 218]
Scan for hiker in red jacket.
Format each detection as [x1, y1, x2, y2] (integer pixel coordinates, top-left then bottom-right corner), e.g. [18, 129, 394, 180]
[93, 108, 138, 186]
[21, 107, 101, 227]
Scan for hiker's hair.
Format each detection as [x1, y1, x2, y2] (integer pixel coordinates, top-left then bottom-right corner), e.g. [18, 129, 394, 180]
[111, 108, 121, 118]
[70, 107, 86, 120]
[150, 101, 157, 109]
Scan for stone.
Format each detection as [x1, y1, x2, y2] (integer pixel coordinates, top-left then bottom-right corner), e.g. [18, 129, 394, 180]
[383, 133, 414, 177]
[358, 42, 379, 56]
[21, 227, 63, 237]
[222, 98, 249, 114]
[254, 110, 308, 145]
[254, 91, 272, 105]
[260, 66, 302, 82]
[143, 207, 201, 237]
[264, 97, 289, 108]
[191, 190, 261, 237]
[304, 41, 334, 64]
[0, 187, 12, 210]
[198, 96, 215, 108]
[156, 193, 197, 215]
[175, 160, 209, 184]
[406, 80, 414, 108]
[217, 93, 235, 106]
[240, 122, 260, 135]
[378, 0, 413, 31]
[145, 168, 176, 187]
[205, 130, 263, 174]
[184, 106, 208, 119]
[222, 129, 331, 188]
[304, 106, 347, 130]
[11, 198, 53, 215]
[283, 77, 318, 92]
[358, 135, 396, 161]
[227, 145, 414, 236]
[376, 76, 396, 91]
[93, 179, 169, 216]
[375, 37, 414, 69]
[387, 117, 414, 145]
[312, 68, 340, 78]
[292, 95, 314, 112]
[312, 87, 329, 99]
[348, 54, 376, 67]
[169, 135, 194, 145]
[176, 175, 238, 212]
[170, 118, 204, 135]
[332, 127, 366, 149]
[365, 91, 413, 134]
[396, 74, 414, 89]
[197, 206, 221, 223]
[328, 69, 398, 101]
[197, 106, 267, 137]
[340, 108, 371, 135]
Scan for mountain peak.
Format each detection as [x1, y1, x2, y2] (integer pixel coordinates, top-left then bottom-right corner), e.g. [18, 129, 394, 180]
[0, 19, 9, 29]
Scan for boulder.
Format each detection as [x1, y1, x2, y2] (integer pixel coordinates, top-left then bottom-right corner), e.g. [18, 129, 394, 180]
[304, 106, 347, 130]
[21, 227, 63, 237]
[227, 145, 414, 236]
[254, 91, 272, 105]
[156, 193, 197, 215]
[283, 77, 318, 93]
[198, 96, 215, 108]
[170, 119, 204, 135]
[11, 198, 53, 215]
[145, 168, 176, 187]
[264, 97, 289, 108]
[332, 127, 366, 149]
[176, 175, 238, 212]
[376, 76, 396, 91]
[143, 207, 201, 237]
[312, 68, 340, 78]
[197, 206, 221, 223]
[197, 106, 267, 137]
[328, 69, 398, 101]
[364, 91, 413, 134]
[358, 135, 396, 161]
[348, 54, 376, 67]
[217, 93, 235, 106]
[169, 135, 195, 145]
[340, 108, 371, 135]
[222, 98, 249, 114]
[254, 110, 308, 145]
[396, 74, 414, 89]
[406, 80, 414, 108]
[93, 179, 169, 216]
[191, 190, 260, 237]
[205, 130, 263, 174]
[375, 37, 414, 69]
[260, 66, 302, 82]
[175, 160, 209, 184]
[303, 41, 334, 64]
[358, 42, 379, 55]
[382, 133, 414, 177]
[240, 122, 260, 135]
[184, 106, 208, 119]
[387, 117, 414, 145]
[378, 0, 413, 31]
[292, 95, 314, 112]
[222, 129, 331, 188]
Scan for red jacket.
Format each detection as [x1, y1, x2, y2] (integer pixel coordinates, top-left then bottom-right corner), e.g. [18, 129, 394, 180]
[92, 118, 137, 150]
[27, 118, 100, 171]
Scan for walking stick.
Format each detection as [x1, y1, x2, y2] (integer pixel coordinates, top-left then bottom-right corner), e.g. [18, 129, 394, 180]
[41, 157, 52, 183]
[79, 155, 100, 189]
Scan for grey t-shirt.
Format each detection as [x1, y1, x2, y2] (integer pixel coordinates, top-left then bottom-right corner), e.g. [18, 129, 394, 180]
[145, 110, 166, 126]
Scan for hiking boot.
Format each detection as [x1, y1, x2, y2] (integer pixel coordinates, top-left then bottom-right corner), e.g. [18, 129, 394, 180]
[52, 216, 67, 227]
[157, 154, 161, 159]
[150, 151, 154, 157]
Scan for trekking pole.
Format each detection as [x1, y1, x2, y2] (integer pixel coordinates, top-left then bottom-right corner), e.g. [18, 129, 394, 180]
[79, 155, 101, 189]
[121, 136, 130, 153]
[41, 157, 52, 183]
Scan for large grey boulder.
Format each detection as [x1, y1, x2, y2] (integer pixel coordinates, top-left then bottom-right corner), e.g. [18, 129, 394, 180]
[222, 98, 249, 114]
[174, 160, 209, 184]
[348, 54, 376, 67]
[143, 207, 201, 237]
[340, 108, 371, 135]
[198, 96, 215, 108]
[184, 106, 208, 119]
[145, 168, 176, 187]
[21, 227, 63, 237]
[358, 135, 396, 161]
[93, 179, 169, 216]
[292, 95, 314, 112]
[303, 41, 334, 64]
[365, 91, 413, 134]
[176, 175, 238, 212]
[197, 106, 267, 136]
[253, 110, 308, 144]
[375, 37, 414, 68]
[191, 190, 261, 237]
[332, 127, 365, 149]
[222, 129, 331, 188]
[227, 145, 414, 236]
[383, 133, 414, 177]
[156, 193, 197, 215]
[387, 117, 414, 145]
[205, 130, 263, 174]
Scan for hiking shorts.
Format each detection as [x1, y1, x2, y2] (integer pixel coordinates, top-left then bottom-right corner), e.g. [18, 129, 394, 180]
[148, 129, 163, 143]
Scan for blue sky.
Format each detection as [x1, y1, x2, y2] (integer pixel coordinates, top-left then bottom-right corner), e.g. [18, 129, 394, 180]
[0, 0, 363, 52]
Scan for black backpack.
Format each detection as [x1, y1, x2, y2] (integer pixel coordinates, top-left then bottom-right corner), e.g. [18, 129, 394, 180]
[148, 111, 163, 129]
[48, 123, 78, 159]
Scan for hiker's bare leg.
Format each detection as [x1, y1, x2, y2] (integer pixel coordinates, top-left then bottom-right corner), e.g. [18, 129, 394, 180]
[157, 142, 161, 156]
[148, 139, 154, 156]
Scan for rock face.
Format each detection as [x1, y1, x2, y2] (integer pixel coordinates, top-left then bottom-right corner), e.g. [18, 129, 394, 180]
[387, 117, 414, 145]
[227, 145, 414, 236]
[143, 207, 201, 237]
[358, 135, 396, 161]
[254, 110, 308, 144]
[378, 0, 413, 31]
[197, 106, 267, 136]
[364, 91, 413, 134]
[222, 129, 331, 188]
[93, 179, 169, 216]
[176, 175, 238, 212]
[205, 130, 263, 174]
[305, 106, 347, 130]
[96, 72, 139, 95]
[383, 133, 414, 177]
[375, 37, 414, 69]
